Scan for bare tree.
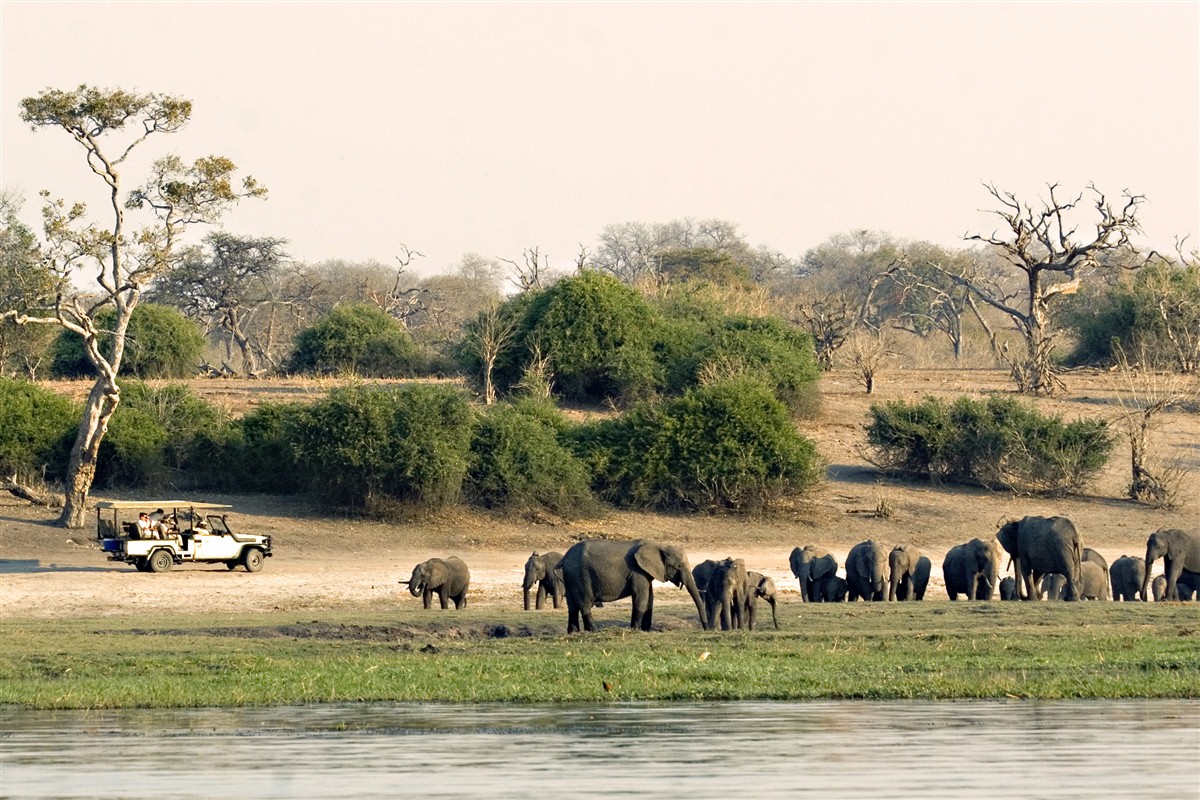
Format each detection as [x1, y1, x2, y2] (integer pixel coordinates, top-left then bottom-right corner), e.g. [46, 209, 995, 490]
[461, 300, 518, 405]
[149, 231, 288, 376]
[502, 246, 550, 292]
[1, 86, 264, 527]
[935, 183, 1150, 395]
[369, 244, 429, 327]
[845, 329, 888, 393]
[791, 292, 863, 370]
[1113, 346, 1199, 507]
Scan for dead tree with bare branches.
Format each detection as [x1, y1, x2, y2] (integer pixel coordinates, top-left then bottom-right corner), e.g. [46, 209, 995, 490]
[933, 183, 1151, 395]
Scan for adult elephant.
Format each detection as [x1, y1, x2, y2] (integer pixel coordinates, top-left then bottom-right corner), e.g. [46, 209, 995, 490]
[888, 544, 925, 601]
[1109, 555, 1146, 602]
[706, 558, 749, 631]
[943, 538, 1001, 601]
[560, 539, 705, 633]
[522, 551, 565, 610]
[845, 540, 887, 601]
[401, 556, 470, 610]
[996, 516, 1083, 601]
[1140, 528, 1200, 602]
[745, 571, 780, 630]
[789, 545, 839, 602]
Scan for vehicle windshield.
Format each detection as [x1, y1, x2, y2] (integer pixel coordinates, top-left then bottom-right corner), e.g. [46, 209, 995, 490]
[205, 515, 231, 535]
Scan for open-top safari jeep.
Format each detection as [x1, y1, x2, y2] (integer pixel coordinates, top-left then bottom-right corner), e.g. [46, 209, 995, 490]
[96, 500, 273, 573]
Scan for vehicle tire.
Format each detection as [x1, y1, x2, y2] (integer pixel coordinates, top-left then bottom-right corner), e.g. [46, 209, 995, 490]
[241, 547, 265, 573]
[148, 549, 174, 573]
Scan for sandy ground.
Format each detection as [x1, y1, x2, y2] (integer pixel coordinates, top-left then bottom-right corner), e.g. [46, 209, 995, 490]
[2, 367, 1196, 620]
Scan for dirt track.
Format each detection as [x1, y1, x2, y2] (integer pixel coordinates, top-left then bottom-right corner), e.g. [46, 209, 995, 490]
[2, 368, 1196, 620]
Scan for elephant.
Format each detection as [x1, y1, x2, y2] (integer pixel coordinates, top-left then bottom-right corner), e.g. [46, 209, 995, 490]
[888, 544, 928, 601]
[560, 539, 705, 633]
[1109, 555, 1146, 602]
[522, 551, 564, 610]
[998, 576, 1018, 601]
[1152, 571, 1200, 601]
[705, 558, 749, 631]
[1079, 561, 1108, 600]
[845, 540, 888, 601]
[943, 538, 1001, 601]
[400, 556, 470, 609]
[996, 516, 1083, 601]
[1082, 548, 1110, 600]
[1140, 528, 1200, 601]
[745, 571, 780, 630]
[789, 545, 840, 602]
[826, 575, 849, 602]
[1039, 573, 1068, 600]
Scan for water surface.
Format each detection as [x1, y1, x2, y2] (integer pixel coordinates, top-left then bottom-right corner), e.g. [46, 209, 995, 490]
[2, 700, 1197, 798]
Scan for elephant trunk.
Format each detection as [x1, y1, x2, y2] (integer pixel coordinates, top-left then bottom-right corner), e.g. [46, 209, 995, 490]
[681, 570, 706, 628]
[523, 583, 532, 611]
[798, 565, 811, 602]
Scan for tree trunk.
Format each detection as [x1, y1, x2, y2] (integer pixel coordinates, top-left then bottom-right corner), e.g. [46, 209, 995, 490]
[58, 377, 120, 528]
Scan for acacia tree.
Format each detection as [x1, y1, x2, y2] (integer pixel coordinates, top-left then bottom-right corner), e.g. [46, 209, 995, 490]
[1, 86, 264, 527]
[151, 231, 288, 376]
[937, 183, 1148, 394]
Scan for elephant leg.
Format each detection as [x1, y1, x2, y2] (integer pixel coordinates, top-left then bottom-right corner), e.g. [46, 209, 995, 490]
[567, 604, 580, 633]
[536, 584, 548, 610]
[423, 590, 433, 609]
[1165, 558, 1182, 601]
[439, 589, 449, 609]
[455, 591, 467, 610]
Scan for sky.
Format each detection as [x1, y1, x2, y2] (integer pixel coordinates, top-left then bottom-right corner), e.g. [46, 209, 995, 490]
[2, 2, 1197, 278]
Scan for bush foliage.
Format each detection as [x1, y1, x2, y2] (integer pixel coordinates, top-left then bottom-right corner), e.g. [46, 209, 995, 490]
[0, 377, 76, 478]
[571, 378, 823, 511]
[50, 304, 206, 379]
[866, 394, 1113, 494]
[465, 399, 594, 517]
[289, 383, 475, 513]
[287, 303, 425, 377]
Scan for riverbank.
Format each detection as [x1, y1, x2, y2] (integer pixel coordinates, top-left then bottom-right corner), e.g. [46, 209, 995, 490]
[3, 602, 1197, 708]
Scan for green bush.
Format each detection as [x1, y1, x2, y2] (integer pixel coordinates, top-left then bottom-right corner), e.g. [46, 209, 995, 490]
[487, 272, 661, 404]
[50, 304, 205, 379]
[1061, 262, 1200, 370]
[290, 383, 475, 513]
[95, 382, 229, 488]
[866, 394, 1113, 494]
[571, 378, 823, 511]
[465, 400, 594, 517]
[0, 377, 77, 478]
[287, 303, 424, 377]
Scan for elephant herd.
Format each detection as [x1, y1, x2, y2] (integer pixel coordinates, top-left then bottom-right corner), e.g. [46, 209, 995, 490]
[400, 521, 1200, 633]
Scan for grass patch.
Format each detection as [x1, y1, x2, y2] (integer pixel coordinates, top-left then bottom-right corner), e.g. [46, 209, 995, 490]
[1, 603, 1197, 709]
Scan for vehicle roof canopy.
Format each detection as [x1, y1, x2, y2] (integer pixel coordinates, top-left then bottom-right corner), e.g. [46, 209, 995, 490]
[94, 501, 233, 510]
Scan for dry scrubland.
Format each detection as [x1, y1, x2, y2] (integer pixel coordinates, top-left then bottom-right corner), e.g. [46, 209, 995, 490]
[2, 366, 1197, 622]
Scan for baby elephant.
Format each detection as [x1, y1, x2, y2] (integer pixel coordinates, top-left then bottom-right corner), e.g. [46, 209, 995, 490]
[522, 551, 564, 610]
[401, 556, 470, 609]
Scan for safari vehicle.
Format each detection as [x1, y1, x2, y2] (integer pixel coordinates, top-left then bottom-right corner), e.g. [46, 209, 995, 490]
[96, 500, 273, 574]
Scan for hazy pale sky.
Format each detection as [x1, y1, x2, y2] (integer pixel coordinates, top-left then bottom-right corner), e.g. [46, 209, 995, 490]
[2, 2, 1197, 277]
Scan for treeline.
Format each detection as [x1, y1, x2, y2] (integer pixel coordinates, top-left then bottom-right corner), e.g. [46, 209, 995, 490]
[5, 217, 1197, 385]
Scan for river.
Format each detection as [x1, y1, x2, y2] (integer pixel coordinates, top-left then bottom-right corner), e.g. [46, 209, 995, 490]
[2, 700, 1197, 798]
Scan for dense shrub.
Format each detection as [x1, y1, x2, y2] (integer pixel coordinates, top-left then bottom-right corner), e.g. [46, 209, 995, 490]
[465, 399, 594, 517]
[95, 382, 228, 487]
[488, 271, 661, 404]
[50, 304, 205, 379]
[290, 383, 475, 513]
[1061, 262, 1200, 371]
[570, 378, 823, 511]
[866, 394, 1113, 494]
[0, 377, 76, 478]
[287, 303, 425, 377]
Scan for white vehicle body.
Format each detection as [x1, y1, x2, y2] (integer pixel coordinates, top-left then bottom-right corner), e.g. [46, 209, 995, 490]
[96, 500, 273, 573]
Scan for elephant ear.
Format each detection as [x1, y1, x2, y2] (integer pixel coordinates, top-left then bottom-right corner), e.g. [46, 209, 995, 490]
[812, 557, 834, 581]
[788, 547, 804, 577]
[632, 542, 669, 582]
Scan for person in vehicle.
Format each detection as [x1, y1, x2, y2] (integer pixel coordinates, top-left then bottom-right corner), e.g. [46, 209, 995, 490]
[135, 512, 155, 539]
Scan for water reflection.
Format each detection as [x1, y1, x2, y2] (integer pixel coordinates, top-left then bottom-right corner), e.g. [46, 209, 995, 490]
[2, 701, 1197, 799]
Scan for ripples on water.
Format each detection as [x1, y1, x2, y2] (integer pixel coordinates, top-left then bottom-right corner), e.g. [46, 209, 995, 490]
[2, 701, 1198, 799]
